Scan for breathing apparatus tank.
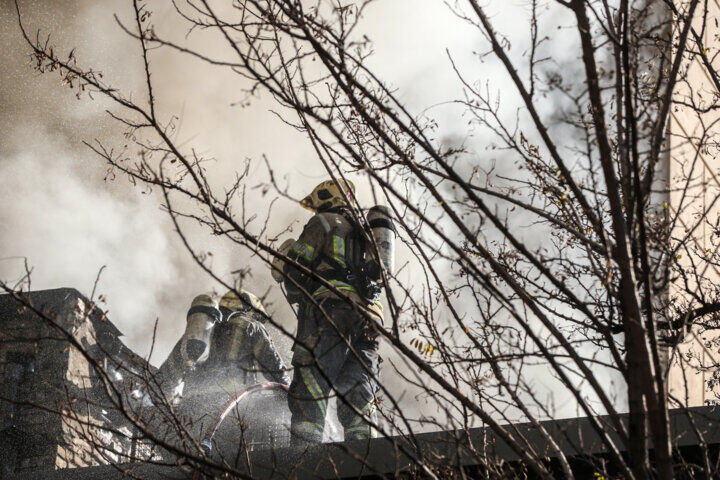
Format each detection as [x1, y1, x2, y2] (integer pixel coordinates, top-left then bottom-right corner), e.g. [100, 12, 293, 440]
[181, 294, 220, 367]
[366, 205, 396, 279]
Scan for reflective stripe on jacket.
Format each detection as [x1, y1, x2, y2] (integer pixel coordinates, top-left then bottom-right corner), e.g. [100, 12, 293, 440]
[283, 210, 382, 318]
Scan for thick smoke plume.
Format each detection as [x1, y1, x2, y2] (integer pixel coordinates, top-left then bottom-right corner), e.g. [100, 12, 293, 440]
[1, 0, 586, 434]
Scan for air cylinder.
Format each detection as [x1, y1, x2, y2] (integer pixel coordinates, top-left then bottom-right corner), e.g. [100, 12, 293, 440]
[181, 294, 220, 366]
[367, 205, 396, 277]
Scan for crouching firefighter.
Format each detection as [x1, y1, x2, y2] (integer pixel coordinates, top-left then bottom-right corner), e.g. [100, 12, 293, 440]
[272, 179, 396, 444]
[154, 289, 290, 405]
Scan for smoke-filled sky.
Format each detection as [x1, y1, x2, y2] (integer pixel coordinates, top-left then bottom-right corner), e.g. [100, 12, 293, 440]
[1, 0, 482, 355]
[1, 0, 593, 428]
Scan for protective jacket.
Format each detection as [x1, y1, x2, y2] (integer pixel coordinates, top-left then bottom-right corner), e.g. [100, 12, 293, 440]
[283, 207, 386, 443]
[157, 299, 290, 399]
[283, 208, 383, 316]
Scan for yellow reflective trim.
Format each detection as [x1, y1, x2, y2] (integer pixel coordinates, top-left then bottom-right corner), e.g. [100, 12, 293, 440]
[229, 323, 246, 360]
[345, 425, 378, 439]
[293, 421, 323, 438]
[292, 242, 316, 262]
[300, 367, 327, 417]
[333, 235, 346, 268]
[296, 421, 322, 431]
[300, 368, 321, 398]
[348, 399, 376, 429]
[312, 279, 357, 297]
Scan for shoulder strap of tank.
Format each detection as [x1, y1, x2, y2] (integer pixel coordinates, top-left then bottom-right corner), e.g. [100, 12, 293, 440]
[308, 213, 334, 271]
[315, 213, 331, 234]
[307, 210, 360, 277]
[339, 209, 367, 275]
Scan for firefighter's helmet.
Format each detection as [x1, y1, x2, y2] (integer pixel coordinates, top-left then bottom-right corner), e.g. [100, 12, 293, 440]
[300, 179, 356, 212]
[219, 289, 268, 322]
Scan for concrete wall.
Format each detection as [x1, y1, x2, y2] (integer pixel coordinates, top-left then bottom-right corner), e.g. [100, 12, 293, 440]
[667, 0, 720, 407]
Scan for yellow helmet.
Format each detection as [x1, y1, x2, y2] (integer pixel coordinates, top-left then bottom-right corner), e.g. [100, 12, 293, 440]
[219, 289, 268, 321]
[300, 179, 356, 212]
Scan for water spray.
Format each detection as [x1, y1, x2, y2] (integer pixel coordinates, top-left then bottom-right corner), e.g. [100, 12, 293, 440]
[191, 381, 289, 479]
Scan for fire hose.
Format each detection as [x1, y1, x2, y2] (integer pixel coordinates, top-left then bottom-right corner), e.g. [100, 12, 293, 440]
[193, 382, 289, 479]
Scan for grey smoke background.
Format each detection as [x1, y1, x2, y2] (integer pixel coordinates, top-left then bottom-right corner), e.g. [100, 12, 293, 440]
[0, 0, 484, 355]
[1, 0, 598, 431]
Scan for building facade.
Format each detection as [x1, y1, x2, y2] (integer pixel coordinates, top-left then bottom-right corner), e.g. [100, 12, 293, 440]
[666, 0, 720, 407]
[0, 288, 150, 476]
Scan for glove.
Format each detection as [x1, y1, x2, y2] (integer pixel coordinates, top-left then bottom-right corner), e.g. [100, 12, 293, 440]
[271, 238, 296, 282]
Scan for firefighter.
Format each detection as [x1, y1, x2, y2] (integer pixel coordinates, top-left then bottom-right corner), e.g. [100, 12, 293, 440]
[277, 178, 396, 444]
[155, 289, 290, 403]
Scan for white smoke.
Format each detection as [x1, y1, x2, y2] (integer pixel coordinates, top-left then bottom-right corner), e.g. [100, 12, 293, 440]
[0, 125, 196, 357]
[1, 0, 593, 432]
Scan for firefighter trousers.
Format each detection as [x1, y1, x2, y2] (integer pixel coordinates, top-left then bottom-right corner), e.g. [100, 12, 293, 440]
[289, 299, 380, 443]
